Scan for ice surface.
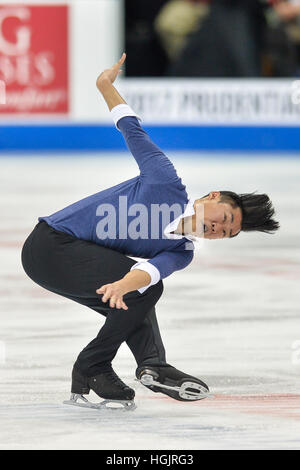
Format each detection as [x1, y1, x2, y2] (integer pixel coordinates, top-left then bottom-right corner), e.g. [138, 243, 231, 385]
[0, 153, 299, 450]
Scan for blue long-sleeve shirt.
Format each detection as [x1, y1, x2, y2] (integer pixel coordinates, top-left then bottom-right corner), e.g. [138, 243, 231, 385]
[39, 104, 194, 291]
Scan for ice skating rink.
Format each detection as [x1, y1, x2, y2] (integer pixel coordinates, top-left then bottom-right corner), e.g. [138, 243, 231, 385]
[0, 154, 299, 450]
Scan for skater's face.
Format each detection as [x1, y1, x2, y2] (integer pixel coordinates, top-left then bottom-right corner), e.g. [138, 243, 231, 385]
[195, 192, 242, 239]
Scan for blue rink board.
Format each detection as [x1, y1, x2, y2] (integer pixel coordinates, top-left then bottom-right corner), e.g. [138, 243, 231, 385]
[0, 124, 299, 153]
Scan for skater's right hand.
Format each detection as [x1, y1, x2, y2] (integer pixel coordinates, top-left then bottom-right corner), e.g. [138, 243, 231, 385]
[96, 53, 126, 90]
[96, 281, 129, 310]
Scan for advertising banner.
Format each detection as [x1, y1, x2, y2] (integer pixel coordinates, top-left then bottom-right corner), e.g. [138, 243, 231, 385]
[120, 79, 300, 125]
[0, 4, 69, 114]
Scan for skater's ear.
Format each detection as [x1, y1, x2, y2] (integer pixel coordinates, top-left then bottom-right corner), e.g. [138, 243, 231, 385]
[208, 191, 221, 201]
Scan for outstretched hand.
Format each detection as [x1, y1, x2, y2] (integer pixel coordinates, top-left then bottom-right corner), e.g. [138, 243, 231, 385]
[96, 53, 126, 90]
[96, 281, 129, 310]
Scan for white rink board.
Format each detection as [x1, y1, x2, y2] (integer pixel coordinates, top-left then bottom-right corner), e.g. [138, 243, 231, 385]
[119, 79, 300, 125]
[0, 154, 300, 450]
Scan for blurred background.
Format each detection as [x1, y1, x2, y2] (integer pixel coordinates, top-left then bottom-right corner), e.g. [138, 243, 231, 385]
[126, 0, 300, 78]
[0, 0, 300, 152]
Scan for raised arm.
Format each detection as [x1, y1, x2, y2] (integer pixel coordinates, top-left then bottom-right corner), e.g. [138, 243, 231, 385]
[95, 55, 185, 308]
[96, 53, 127, 110]
[96, 54, 179, 185]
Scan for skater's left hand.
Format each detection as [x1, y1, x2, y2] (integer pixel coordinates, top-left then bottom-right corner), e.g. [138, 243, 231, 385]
[96, 270, 151, 310]
[96, 281, 128, 310]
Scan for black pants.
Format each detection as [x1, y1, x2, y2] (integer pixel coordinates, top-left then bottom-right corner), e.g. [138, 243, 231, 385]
[21, 221, 166, 376]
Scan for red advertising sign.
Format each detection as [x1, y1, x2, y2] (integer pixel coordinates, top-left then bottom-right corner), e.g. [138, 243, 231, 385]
[0, 5, 69, 114]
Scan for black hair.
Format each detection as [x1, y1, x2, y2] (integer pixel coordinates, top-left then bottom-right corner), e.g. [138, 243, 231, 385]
[219, 191, 280, 234]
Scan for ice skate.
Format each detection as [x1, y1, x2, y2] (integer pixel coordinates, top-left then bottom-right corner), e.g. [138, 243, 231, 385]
[136, 364, 211, 401]
[63, 366, 136, 411]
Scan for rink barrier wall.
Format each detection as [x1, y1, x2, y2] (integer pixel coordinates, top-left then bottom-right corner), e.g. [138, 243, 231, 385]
[0, 124, 300, 153]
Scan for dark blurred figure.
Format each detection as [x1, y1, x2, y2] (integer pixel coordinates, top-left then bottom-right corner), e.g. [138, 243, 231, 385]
[264, 0, 300, 76]
[154, 0, 210, 63]
[168, 0, 267, 77]
[125, 0, 169, 76]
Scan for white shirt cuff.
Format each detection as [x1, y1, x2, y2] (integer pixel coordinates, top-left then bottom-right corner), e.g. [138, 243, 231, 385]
[130, 261, 161, 294]
[110, 104, 141, 130]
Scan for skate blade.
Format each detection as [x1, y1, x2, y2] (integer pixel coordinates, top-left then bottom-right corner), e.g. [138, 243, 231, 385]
[179, 381, 214, 400]
[63, 394, 136, 411]
[140, 375, 213, 400]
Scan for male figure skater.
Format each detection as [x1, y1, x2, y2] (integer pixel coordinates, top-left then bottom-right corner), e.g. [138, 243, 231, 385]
[22, 54, 279, 409]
